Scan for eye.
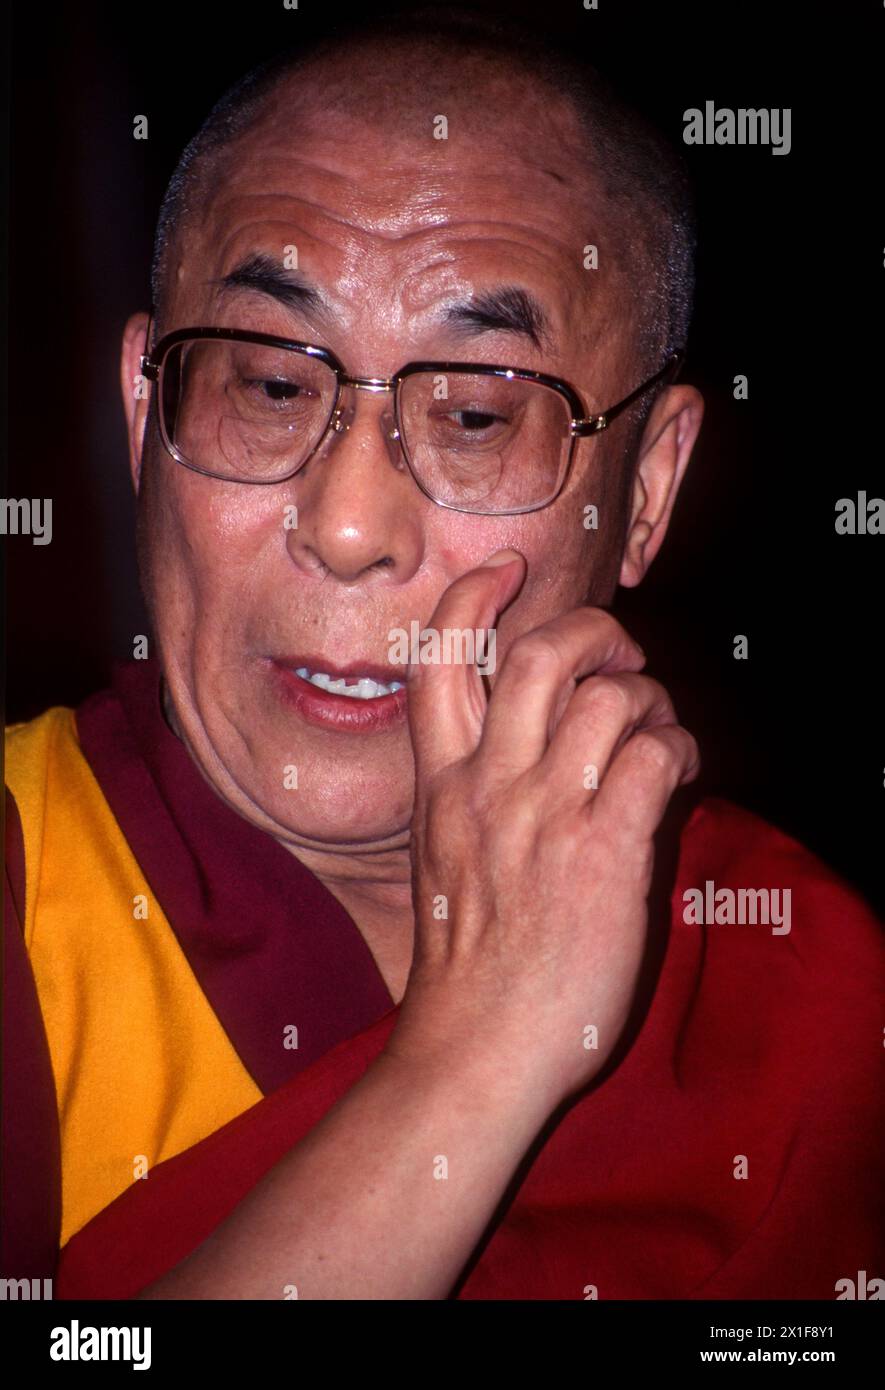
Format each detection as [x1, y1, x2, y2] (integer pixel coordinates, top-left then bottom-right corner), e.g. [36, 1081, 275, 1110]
[452, 409, 501, 431]
[252, 379, 304, 402]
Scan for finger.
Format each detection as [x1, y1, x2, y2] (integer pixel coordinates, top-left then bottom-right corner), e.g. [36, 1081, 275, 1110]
[407, 549, 525, 785]
[475, 607, 646, 785]
[528, 672, 677, 814]
[592, 724, 701, 845]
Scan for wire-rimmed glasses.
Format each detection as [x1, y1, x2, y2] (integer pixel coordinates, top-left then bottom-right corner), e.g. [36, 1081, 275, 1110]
[141, 326, 684, 517]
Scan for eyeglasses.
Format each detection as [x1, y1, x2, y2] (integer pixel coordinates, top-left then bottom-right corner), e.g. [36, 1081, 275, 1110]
[141, 326, 684, 517]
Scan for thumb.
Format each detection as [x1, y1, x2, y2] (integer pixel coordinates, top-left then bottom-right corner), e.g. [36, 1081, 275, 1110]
[407, 549, 525, 785]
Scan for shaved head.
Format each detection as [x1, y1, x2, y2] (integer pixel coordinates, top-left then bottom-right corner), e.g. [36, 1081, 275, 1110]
[150, 6, 695, 380]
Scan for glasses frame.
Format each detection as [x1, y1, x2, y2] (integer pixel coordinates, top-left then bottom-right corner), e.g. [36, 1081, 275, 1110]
[141, 321, 685, 516]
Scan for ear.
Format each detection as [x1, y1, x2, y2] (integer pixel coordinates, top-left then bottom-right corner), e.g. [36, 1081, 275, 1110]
[120, 312, 152, 493]
[619, 383, 704, 588]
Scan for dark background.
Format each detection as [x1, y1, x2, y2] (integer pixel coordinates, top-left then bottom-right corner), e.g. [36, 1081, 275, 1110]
[4, 0, 883, 911]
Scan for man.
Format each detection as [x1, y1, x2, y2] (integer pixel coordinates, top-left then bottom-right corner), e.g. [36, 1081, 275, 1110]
[4, 9, 882, 1300]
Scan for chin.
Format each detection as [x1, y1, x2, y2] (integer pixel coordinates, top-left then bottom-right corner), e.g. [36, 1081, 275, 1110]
[273, 801, 412, 849]
[219, 755, 412, 847]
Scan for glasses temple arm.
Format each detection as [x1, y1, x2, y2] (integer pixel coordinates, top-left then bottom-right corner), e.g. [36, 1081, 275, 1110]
[575, 350, 686, 434]
[140, 307, 158, 379]
[605, 350, 685, 422]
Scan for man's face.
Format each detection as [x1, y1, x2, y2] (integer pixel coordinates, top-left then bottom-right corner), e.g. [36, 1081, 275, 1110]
[127, 58, 690, 854]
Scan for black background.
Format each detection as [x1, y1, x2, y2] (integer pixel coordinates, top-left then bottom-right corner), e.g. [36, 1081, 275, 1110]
[4, 0, 883, 912]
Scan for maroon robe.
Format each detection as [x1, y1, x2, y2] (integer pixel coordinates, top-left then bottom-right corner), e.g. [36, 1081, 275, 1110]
[5, 661, 883, 1296]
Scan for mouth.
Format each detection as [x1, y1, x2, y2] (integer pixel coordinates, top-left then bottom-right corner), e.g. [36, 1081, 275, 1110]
[276, 654, 407, 700]
[269, 654, 409, 733]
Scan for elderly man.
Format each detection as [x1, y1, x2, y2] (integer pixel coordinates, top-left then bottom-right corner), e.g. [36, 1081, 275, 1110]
[4, 9, 881, 1301]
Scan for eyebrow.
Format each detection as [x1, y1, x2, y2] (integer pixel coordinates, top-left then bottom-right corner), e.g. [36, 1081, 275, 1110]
[215, 253, 332, 322]
[442, 286, 554, 352]
[216, 256, 554, 353]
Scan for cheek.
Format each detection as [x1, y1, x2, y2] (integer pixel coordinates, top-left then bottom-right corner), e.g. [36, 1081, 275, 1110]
[514, 488, 620, 605]
[429, 490, 618, 631]
[430, 504, 587, 574]
[547, 439, 632, 602]
[138, 455, 279, 619]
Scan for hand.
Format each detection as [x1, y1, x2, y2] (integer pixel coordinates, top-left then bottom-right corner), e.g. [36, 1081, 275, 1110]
[388, 549, 700, 1110]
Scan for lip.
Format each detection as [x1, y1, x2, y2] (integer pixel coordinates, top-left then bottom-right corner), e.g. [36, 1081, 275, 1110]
[269, 656, 409, 734]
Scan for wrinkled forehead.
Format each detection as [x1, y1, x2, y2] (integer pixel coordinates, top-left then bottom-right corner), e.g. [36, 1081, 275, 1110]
[167, 55, 636, 369]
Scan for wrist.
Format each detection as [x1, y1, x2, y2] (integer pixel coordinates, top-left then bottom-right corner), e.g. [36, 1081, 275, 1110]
[379, 1012, 560, 1131]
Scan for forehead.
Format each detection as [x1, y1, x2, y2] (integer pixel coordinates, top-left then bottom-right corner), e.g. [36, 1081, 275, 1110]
[170, 57, 632, 366]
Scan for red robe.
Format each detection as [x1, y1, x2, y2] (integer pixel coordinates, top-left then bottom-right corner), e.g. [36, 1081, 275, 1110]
[51, 705, 883, 1298]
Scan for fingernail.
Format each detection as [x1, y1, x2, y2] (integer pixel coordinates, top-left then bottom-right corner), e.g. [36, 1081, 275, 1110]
[482, 548, 521, 568]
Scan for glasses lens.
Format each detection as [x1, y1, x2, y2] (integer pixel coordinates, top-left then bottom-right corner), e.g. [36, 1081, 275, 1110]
[397, 370, 573, 513]
[161, 339, 338, 481]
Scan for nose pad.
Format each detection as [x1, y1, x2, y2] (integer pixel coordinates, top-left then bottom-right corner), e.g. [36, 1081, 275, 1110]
[322, 390, 405, 472]
[330, 397, 356, 435]
[310, 394, 355, 465]
[380, 407, 406, 471]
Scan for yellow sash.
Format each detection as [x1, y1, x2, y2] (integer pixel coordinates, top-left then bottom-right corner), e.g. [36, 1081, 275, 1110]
[5, 708, 261, 1246]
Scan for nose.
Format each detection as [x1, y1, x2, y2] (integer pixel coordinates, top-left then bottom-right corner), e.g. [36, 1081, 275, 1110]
[283, 381, 424, 585]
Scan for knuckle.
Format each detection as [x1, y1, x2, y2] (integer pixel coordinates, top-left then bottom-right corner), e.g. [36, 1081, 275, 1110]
[587, 606, 623, 641]
[627, 729, 681, 779]
[587, 607, 640, 661]
[504, 631, 564, 682]
[642, 676, 675, 717]
[581, 675, 633, 724]
[682, 732, 702, 778]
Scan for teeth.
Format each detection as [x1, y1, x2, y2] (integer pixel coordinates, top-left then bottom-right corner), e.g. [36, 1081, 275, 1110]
[293, 666, 404, 700]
